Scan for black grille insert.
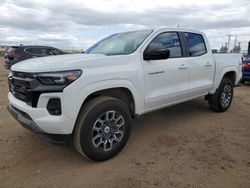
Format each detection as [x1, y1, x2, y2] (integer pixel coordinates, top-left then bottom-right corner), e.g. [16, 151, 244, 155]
[9, 74, 32, 105]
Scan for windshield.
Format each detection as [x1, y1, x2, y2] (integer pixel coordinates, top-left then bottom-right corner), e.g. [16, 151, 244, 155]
[85, 30, 152, 55]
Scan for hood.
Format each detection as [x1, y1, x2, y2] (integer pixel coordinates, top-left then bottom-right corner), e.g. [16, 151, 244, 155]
[11, 53, 106, 72]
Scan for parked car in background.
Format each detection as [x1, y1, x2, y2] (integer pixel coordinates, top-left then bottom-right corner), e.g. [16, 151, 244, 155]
[242, 55, 250, 84]
[4, 45, 65, 69]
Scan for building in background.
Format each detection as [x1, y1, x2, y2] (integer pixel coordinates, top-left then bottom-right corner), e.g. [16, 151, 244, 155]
[232, 42, 241, 53]
[220, 43, 228, 53]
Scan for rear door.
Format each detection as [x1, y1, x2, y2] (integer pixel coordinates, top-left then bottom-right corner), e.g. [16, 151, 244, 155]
[143, 32, 190, 110]
[183, 32, 215, 97]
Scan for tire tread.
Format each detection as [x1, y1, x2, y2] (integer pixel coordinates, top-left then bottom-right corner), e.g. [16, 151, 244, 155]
[208, 77, 233, 112]
[73, 96, 130, 161]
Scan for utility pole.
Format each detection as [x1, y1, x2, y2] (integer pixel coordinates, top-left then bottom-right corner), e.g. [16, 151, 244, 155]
[227, 34, 234, 53]
[234, 35, 238, 47]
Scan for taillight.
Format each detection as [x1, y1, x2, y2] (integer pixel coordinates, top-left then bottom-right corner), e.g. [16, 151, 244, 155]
[9, 51, 20, 58]
[242, 63, 249, 69]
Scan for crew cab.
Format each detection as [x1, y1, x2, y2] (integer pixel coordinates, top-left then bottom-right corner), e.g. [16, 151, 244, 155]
[7, 28, 242, 161]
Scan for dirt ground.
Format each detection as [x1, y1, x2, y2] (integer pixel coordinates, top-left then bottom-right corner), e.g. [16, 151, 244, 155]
[0, 56, 249, 188]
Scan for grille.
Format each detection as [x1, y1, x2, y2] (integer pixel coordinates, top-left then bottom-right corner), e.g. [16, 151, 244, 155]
[9, 72, 32, 105]
[12, 71, 34, 79]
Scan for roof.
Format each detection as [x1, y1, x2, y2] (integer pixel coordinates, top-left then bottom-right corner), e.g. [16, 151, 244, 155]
[11, 45, 57, 48]
[153, 27, 205, 34]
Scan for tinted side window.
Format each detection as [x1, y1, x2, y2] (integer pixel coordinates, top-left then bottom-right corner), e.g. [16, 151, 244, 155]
[41, 48, 47, 55]
[184, 33, 207, 56]
[147, 32, 182, 58]
[24, 48, 32, 54]
[33, 48, 42, 55]
[50, 48, 62, 55]
[25, 48, 42, 55]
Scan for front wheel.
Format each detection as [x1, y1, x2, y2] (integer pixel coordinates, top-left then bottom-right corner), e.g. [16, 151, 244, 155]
[73, 96, 131, 161]
[208, 78, 234, 112]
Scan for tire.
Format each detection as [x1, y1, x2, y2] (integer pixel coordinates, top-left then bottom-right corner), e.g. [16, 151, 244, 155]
[73, 96, 131, 161]
[208, 78, 234, 112]
[241, 79, 245, 85]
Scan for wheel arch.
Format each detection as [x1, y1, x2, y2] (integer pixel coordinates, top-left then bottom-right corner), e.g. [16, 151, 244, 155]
[82, 87, 136, 117]
[210, 67, 238, 94]
[72, 79, 142, 120]
[222, 71, 236, 85]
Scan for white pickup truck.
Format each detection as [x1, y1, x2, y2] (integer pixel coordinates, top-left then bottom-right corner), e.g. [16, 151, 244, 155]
[8, 28, 242, 161]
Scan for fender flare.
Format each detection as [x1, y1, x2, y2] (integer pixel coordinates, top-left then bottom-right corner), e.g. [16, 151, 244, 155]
[211, 66, 238, 93]
[63, 79, 143, 122]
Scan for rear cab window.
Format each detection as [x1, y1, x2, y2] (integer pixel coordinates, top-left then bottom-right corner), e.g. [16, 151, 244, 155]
[184, 32, 207, 56]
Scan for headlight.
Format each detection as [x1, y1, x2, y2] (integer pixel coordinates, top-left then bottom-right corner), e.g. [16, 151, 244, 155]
[35, 70, 82, 85]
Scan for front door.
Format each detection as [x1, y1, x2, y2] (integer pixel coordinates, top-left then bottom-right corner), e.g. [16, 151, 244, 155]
[143, 32, 189, 110]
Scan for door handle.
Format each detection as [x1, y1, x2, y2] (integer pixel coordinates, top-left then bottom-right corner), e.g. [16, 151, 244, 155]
[205, 62, 212, 66]
[148, 71, 165, 75]
[179, 64, 188, 69]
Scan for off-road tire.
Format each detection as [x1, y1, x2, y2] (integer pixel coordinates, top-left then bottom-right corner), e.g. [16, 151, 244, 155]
[208, 78, 234, 112]
[73, 96, 131, 161]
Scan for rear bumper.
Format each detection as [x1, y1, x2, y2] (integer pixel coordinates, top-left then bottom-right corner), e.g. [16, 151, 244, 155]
[4, 62, 12, 69]
[4, 60, 16, 69]
[242, 72, 250, 81]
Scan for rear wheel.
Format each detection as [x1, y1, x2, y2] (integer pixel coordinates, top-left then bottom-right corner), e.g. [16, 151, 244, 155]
[73, 96, 131, 161]
[208, 78, 234, 112]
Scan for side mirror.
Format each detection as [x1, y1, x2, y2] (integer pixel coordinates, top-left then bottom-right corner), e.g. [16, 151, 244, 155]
[143, 48, 170, 60]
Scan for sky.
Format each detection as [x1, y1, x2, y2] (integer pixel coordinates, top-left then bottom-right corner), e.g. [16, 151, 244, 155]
[0, 0, 250, 51]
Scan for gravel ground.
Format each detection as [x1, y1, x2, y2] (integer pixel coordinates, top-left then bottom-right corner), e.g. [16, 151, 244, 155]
[0, 57, 250, 188]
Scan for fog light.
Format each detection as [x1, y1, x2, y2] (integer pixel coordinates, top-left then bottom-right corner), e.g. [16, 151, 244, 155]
[47, 98, 61, 115]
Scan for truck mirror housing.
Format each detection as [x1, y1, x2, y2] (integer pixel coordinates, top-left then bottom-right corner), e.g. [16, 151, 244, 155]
[143, 49, 170, 60]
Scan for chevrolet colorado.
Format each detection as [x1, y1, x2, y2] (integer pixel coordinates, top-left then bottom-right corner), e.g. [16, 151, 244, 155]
[7, 28, 242, 161]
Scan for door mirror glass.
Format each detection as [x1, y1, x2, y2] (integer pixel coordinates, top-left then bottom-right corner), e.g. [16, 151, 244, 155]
[143, 48, 170, 60]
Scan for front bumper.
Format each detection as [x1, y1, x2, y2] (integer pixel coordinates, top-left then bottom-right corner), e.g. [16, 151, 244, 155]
[8, 92, 74, 144]
[7, 104, 71, 145]
[8, 104, 44, 133]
